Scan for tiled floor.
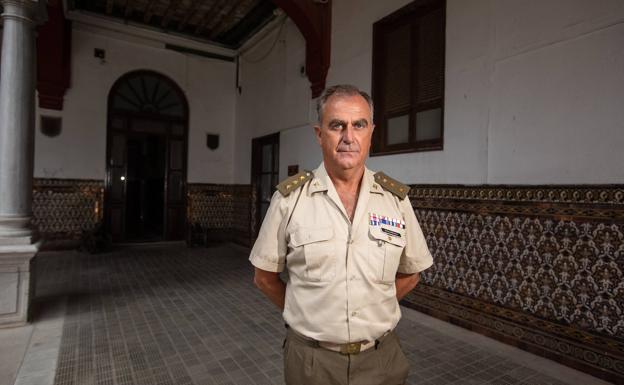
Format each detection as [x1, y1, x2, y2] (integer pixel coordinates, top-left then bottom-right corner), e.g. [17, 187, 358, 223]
[21, 244, 610, 385]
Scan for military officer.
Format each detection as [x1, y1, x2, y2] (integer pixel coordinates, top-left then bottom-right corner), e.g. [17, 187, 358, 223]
[250, 84, 433, 385]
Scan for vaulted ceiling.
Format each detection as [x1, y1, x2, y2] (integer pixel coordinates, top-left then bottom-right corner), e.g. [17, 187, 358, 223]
[68, 0, 278, 49]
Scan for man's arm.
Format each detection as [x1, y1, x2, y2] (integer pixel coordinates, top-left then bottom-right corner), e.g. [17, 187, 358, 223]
[253, 267, 286, 310]
[395, 272, 420, 300]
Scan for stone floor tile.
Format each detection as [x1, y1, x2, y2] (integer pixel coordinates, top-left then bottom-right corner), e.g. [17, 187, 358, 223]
[0, 245, 603, 385]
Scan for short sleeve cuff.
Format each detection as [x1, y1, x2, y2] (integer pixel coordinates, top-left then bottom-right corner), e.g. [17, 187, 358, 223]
[249, 254, 285, 273]
[397, 253, 433, 274]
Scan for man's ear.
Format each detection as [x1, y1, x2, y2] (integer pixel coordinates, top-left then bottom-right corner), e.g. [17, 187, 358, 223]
[314, 125, 322, 145]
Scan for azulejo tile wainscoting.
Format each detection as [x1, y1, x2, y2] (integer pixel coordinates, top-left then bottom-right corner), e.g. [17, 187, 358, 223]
[403, 185, 624, 383]
[32, 179, 255, 247]
[33, 178, 104, 248]
[187, 183, 254, 247]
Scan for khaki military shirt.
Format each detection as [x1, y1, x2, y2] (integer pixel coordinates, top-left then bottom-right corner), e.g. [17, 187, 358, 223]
[249, 163, 433, 344]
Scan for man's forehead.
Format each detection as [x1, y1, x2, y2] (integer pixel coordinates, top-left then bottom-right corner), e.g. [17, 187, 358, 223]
[323, 94, 372, 119]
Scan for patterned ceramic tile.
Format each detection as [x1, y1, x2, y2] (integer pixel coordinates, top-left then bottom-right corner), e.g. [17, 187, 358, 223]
[403, 185, 624, 383]
[187, 184, 252, 246]
[33, 178, 104, 239]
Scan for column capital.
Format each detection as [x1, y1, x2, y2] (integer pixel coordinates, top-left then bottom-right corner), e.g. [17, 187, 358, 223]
[1, 0, 48, 25]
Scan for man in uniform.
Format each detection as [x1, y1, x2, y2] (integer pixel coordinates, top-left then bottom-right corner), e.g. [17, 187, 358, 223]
[249, 84, 433, 385]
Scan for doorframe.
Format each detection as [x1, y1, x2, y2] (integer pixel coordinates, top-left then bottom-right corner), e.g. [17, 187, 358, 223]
[104, 70, 189, 242]
[251, 132, 280, 237]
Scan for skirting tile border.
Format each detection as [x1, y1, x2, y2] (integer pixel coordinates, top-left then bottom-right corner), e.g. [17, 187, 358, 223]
[403, 285, 624, 384]
[409, 185, 624, 222]
[411, 199, 623, 222]
[409, 185, 624, 205]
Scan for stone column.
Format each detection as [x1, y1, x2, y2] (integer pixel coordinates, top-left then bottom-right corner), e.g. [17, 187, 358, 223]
[0, 0, 47, 327]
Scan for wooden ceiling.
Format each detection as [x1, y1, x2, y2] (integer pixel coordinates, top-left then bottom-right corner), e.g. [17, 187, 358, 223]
[68, 0, 278, 49]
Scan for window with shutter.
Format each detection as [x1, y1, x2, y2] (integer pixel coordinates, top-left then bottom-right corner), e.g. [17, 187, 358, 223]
[372, 0, 445, 155]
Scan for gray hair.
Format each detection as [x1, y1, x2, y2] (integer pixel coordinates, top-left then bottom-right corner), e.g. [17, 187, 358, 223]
[316, 84, 374, 123]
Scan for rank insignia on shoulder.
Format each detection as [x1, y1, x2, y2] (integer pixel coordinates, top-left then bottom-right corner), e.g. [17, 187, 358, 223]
[276, 170, 313, 197]
[373, 172, 410, 200]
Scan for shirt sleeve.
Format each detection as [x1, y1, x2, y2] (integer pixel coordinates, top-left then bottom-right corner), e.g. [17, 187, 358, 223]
[249, 190, 291, 273]
[397, 195, 433, 274]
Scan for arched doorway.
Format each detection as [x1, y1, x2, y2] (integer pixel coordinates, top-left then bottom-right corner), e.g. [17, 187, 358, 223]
[105, 70, 188, 242]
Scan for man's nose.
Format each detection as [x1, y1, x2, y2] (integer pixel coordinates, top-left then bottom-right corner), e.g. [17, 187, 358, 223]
[342, 125, 354, 143]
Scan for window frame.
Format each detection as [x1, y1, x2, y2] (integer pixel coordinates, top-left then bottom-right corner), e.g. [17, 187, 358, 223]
[371, 0, 446, 156]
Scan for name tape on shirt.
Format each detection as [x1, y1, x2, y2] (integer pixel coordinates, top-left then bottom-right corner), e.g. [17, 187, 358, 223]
[381, 228, 402, 237]
[369, 213, 405, 229]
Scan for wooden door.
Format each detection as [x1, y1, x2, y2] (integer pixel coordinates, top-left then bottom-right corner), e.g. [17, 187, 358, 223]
[105, 70, 188, 243]
[165, 122, 187, 240]
[251, 133, 280, 235]
[107, 116, 128, 242]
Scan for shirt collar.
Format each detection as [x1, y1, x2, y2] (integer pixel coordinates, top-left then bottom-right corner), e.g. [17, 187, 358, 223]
[367, 169, 384, 195]
[309, 162, 330, 194]
[309, 162, 382, 195]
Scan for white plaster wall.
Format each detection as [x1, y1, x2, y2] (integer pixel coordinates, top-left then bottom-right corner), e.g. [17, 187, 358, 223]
[279, 125, 322, 179]
[234, 19, 312, 183]
[236, 0, 624, 185]
[34, 23, 236, 183]
[487, 0, 624, 184]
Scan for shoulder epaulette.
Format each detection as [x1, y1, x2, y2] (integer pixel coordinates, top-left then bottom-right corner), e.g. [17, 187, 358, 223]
[374, 172, 410, 200]
[276, 170, 314, 197]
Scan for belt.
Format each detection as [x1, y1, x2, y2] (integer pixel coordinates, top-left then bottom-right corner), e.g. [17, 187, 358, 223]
[319, 339, 377, 354]
[286, 326, 392, 355]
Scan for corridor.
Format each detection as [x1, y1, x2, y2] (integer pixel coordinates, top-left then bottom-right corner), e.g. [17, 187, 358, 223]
[5, 244, 610, 385]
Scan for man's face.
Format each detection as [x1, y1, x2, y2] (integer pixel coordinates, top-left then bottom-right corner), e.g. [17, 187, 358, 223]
[315, 94, 374, 173]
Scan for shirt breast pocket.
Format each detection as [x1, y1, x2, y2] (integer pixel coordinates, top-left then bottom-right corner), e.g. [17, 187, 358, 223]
[368, 225, 406, 283]
[290, 226, 336, 282]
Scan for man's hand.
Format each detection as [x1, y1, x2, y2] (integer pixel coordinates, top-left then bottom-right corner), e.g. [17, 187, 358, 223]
[395, 272, 420, 300]
[253, 268, 286, 310]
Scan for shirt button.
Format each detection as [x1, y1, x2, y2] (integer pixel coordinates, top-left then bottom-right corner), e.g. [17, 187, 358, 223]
[350, 275, 356, 281]
[351, 311, 357, 317]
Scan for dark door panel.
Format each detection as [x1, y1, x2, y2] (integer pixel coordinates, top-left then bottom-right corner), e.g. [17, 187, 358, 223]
[251, 133, 279, 236]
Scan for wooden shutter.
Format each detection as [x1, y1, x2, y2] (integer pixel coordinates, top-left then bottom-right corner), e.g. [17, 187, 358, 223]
[372, 0, 445, 155]
[415, 7, 445, 106]
[383, 22, 412, 113]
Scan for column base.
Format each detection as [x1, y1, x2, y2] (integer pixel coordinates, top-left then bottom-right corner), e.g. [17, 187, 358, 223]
[0, 241, 40, 328]
[0, 215, 37, 242]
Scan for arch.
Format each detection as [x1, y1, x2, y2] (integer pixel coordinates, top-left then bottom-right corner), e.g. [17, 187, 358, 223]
[105, 70, 189, 242]
[108, 70, 189, 121]
[272, 0, 332, 98]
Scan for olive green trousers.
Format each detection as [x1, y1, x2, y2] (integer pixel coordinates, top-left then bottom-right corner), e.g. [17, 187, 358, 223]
[283, 328, 410, 385]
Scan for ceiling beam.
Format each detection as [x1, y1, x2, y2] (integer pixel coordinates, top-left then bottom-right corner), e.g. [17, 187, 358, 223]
[192, 0, 219, 35]
[161, 0, 182, 28]
[177, 0, 203, 31]
[123, 0, 133, 18]
[207, 0, 245, 40]
[194, 0, 226, 35]
[143, 0, 158, 23]
[105, 0, 115, 15]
